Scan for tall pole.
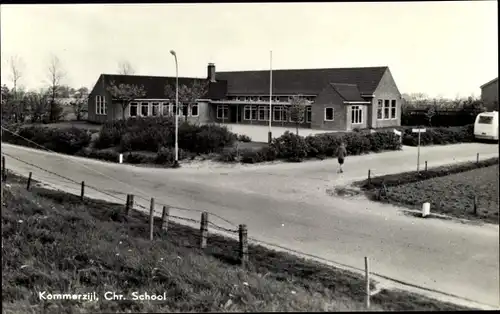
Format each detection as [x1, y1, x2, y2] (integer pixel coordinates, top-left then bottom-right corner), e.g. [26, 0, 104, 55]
[170, 50, 179, 167]
[417, 130, 421, 173]
[268, 50, 273, 144]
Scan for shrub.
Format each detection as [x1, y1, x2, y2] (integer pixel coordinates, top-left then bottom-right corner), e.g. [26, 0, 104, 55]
[240, 149, 264, 164]
[155, 146, 187, 165]
[4, 126, 91, 155]
[271, 131, 308, 162]
[257, 145, 279, 162]
[217, 148, 239, 163]
[365, 131, 402, 152]
[124, 152, 156, 164]
[95, 117, 236, 155]
[76, 148, 120, 162]
[237, 134, 252, 142]
[402, 125, 474, 146]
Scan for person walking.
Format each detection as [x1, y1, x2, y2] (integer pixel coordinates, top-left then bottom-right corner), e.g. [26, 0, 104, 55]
[336, 142, 347, 173]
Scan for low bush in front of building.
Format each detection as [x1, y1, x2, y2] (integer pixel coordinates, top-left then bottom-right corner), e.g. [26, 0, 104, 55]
[95, 117, 237, 155]
[401, 124, 474, 146]
[3, 125, 92, 155]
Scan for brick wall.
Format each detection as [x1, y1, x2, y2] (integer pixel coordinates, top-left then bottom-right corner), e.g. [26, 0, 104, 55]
[371, 68, 402, 129]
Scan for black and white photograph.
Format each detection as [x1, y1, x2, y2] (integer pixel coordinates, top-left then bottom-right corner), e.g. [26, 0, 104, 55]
[1, 2, 498, 312]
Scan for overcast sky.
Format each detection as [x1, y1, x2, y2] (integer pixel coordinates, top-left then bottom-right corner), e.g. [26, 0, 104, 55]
[1, 2, 498, 98]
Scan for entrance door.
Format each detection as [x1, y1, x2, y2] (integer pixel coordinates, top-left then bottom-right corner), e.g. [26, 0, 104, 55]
[230, 105, 238, 123]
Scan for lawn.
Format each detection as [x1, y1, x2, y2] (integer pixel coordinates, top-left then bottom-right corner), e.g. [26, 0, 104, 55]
[1, 172, 472, 312]
[381, 165, 499, 224]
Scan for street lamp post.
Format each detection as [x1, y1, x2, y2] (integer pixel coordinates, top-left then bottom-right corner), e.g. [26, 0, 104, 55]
[170, 50, 180, 167]
[268, 50, 273, 144]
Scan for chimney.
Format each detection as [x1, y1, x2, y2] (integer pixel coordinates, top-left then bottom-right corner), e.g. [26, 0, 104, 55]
[207, 63, 216, 82]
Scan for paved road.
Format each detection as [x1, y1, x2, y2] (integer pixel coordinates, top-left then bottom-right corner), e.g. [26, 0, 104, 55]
[2, 142, 499, 308]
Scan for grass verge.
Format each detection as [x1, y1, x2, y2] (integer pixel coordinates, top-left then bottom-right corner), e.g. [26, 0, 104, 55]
[353, 158, 499, 224]
[2, 172, 473, 312]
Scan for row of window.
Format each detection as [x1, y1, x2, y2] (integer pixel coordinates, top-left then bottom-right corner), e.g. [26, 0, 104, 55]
[377, 99, 397, 120]
[225, 96, 315, 102]
[217, 105, 313, 123]
[129, 102, 198, 118]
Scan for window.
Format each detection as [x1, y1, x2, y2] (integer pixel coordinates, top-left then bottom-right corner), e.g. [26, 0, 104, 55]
[217, 105, 229, 119]
[478, 116, 493, 124]
[390, 100, 397, 119]
[244, 105, 257, 120]
[377, 100, 383, 119]
[191, 103, 199, 117]
[384, 100, 390, 119]
[282, 106, 289, 121]
[258, 106, 269, 121]
[324, 107, 334, 121]
[273, 106, 283, 121]
[95, 95, 107, 115]
[162, 102, 171, 116]
[140, 102, 149, 116]
[182, 104, 188, 116]
[172, 104, 178, 116]
[251, 106, 257, 120]
[306, 106, 312, 123]
[151, 102, 160, 116]
[129, 102, 138, 117]
[351, 105, 363, 124]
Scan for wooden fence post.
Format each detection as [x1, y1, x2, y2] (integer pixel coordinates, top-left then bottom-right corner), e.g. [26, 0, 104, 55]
[161, 206, 169, 232]
[149, 198, 155, 241]
[125, 194, 133, 216]
[2, 156, 6, 182]
[473, 195, 478, 216]
[365, 256, 370, 309]
[200, 212, 208, 249]
[239, 224, 248, 268]
[367, 169, 371, 185]
[476, 153, 479, 165]
[26, 172, 32, 190]
[425, 161, 428, 171]
[80, 181, 85, 200]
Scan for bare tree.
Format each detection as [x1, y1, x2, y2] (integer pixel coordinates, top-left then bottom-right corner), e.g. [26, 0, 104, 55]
[107, 80, 146, 120]
[118, 61, 135, 75]
[288, 94, 308, 135]
[70, 87, 89, 121]
[164, 80, 209, 122]
[9, 55, 24, 96]
[47, 55, 66, 122]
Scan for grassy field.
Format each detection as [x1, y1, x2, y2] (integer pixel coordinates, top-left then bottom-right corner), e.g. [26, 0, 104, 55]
[1, 172, 472, 312]
[380, 165, 499, 224]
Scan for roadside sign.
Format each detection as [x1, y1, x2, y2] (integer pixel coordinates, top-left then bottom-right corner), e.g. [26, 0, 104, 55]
[393, 129, 402, 136]
[412, 128, 426, 172]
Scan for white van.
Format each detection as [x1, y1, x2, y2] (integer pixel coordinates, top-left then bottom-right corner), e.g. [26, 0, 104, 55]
[474, 111, 499, 141]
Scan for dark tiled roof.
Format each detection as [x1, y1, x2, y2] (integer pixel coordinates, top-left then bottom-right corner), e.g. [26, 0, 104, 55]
[330, 83, 365, 102]
[215, 66, 388, 95]
[100, 74, 227, 99]
[480, 77, 498, 89]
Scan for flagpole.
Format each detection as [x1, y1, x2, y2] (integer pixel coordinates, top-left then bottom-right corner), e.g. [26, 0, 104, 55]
[268, 50, 273, 144]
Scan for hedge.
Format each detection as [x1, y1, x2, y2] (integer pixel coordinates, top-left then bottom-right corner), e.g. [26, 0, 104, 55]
[95, 117, 237, 154]
[354, 157, 499, 190]
[400, 124, 474, 146]
[2, 126, 92, 155]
